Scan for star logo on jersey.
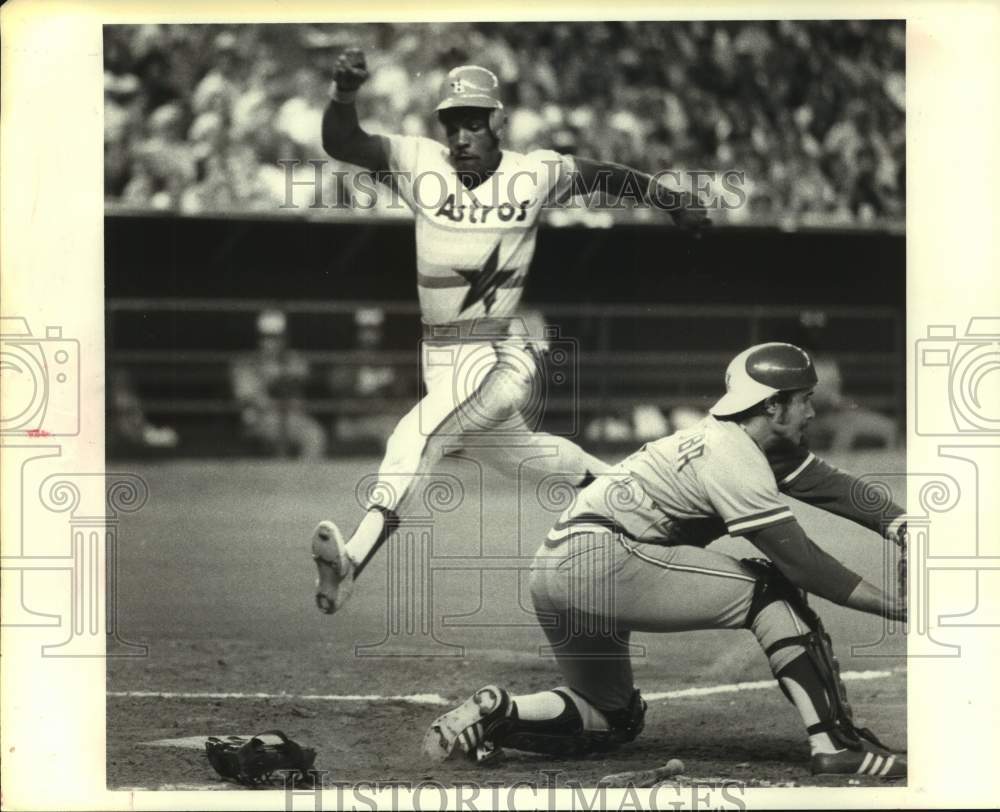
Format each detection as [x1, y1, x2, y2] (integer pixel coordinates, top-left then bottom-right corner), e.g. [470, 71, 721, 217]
[454, 242, 516, 314]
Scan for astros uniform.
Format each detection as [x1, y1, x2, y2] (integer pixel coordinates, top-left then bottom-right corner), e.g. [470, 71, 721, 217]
[530, 415, 885, 711]
[386, 135, 573, 324]
[368, 136, 589, 515]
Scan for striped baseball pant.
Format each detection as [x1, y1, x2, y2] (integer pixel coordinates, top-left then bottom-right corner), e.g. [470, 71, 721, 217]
[529, 531, 810, 711]
[368, 332, 598, 515]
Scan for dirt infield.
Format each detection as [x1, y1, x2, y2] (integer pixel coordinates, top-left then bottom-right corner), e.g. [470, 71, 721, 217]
[107, 453, 907, 790]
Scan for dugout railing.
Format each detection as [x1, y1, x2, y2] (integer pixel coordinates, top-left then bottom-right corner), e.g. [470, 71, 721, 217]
[107, 298, 903, 455]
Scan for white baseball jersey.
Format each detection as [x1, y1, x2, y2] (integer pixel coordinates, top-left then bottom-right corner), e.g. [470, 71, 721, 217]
[384, 135, 575, 324]
[550, 415, 796, 547]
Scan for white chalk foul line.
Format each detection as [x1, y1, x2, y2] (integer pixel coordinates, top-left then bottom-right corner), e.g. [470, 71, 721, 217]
[643, 670, 893, 702]
[110, 670, 895, 709]
[108, 690, 451, 705]
[142, 735, 255, 750]
[115, 783, 231, 791]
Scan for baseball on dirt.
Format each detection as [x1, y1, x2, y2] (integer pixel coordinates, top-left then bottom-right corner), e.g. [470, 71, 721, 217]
[666, 758, 685, 774]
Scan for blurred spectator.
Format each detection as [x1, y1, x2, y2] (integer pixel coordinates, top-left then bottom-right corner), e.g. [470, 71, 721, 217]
[121, 102, 196, 210]
[585, 411, 634, 444]
[191, 32, 245, 116]
[231, 309, 327, 458]
[105, 72, 143, 198]
[105, 22, 904, 227]
[585, 403, 676, 444]
[809, 354, 898, 451]
[632, 404, 670, 441]
[330, 307, 406, 446]
[667, 405, 706, 432]
[109, 368, 179, 452]
[792, 310, 899, 451]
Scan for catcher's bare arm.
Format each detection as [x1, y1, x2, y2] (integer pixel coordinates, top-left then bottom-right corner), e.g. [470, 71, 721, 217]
[571, 156, 711, 231]
[321, 49, 390, 173]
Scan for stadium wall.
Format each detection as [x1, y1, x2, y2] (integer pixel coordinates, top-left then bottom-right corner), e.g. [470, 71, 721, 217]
[106, 213, 903, 307]
[105, 213, 904, 458]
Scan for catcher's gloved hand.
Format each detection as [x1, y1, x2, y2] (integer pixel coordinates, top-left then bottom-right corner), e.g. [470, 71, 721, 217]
[893, 521, 908, 603]
[885, 519, 907, 548]
[333, 48, 369, 92]
[205, 730, 317, 787]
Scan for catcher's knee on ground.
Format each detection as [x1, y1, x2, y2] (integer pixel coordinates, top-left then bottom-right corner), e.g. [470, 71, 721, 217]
[491, 686, 647, 757]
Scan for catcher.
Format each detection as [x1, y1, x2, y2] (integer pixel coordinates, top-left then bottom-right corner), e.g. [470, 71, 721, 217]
[312, 51, 709, 613]
[424, 343, 908, 777]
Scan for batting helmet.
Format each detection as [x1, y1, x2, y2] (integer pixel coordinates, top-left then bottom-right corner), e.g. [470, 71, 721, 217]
[710, 342, 818, 416]
[435, 65, 506, 140]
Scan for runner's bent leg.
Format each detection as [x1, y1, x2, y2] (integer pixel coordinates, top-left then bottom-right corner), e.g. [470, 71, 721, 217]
[445, 337, 609, 486]
[345, 340, 540, 574]
[343, 386, 456, 574]
[456, 422, 609, 487]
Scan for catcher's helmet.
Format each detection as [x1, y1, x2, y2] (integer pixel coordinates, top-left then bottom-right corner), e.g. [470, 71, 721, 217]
[710, 342, 818, 416]
[435, 65, 505, 140]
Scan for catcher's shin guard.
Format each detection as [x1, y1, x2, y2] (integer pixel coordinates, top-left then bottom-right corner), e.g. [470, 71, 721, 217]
[605, 688, 648, 744]
[423, 685, 646, 763]
[742, 558, 896, 755]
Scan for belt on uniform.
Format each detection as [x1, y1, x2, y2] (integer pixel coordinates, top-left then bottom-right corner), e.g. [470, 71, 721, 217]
[547, 512, 638, 545]
[422, 317, 515, 340]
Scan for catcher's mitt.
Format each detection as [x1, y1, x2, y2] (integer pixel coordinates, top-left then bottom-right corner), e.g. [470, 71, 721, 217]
[895, 521, 908, 602]
[205, 730, 317, 787]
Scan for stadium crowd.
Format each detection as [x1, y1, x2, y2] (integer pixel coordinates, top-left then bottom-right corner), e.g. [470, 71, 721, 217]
[104, 21, 905, 226]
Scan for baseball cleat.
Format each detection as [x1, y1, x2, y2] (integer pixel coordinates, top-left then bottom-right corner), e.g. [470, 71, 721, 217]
[471, 740, 505, 765]
[811, 741, 906, 777]
[311, 521, 355, 614]
[422, 685, 510, 763]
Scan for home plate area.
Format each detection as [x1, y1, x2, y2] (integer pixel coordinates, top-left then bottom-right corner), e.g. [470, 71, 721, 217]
[109, 667, 905, 790]
[107, 457, 907, 791]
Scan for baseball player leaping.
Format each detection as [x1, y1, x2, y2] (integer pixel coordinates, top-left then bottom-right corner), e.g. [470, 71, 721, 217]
[312, 51, 709, 613]
[424, 343, 908, 778]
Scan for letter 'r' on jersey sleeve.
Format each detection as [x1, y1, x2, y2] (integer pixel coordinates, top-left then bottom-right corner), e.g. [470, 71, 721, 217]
[698, 448, 796, 537]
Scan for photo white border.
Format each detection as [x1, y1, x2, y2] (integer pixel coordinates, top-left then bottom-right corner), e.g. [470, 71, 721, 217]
[2, 0, 998, 808]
